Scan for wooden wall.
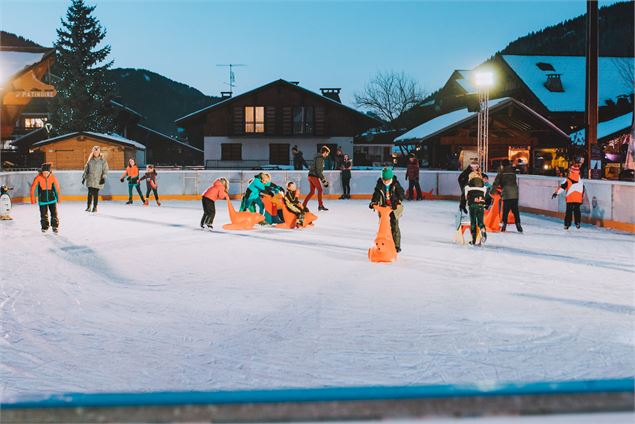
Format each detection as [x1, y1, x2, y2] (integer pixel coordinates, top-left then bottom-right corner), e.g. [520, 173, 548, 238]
[34, 135, 136, 170]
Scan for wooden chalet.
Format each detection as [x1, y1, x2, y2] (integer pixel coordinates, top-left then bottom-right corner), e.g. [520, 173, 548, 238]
[175, 79, 380, 168]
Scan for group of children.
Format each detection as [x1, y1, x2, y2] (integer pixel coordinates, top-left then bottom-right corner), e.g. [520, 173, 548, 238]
[120, 158, 160, 206]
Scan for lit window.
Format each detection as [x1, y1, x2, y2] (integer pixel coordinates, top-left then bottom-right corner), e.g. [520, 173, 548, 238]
[244, 106, 265, 133]
[293, 106, 314, 135]
[24, 117, 47, 128]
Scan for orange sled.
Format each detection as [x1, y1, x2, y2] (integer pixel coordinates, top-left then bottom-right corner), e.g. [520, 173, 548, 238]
[223, 198, 265, 230]
[368, 205, 397, 263]
[275, 200, 318, 229]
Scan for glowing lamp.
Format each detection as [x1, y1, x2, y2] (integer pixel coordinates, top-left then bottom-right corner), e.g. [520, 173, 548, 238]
[474, 71, 494, 88]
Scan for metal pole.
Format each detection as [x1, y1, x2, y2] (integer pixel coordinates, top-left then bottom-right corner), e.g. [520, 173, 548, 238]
[585, 0, 599, 178]
[484, 88, 489, 173]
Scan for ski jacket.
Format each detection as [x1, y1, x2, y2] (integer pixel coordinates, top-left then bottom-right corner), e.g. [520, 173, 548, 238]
[83, 156, 109, 189]
[465, 178, 488, 206]
[493, 165, 519, 200]
[458, 166, 472, 190]
[202, 179, 229, 201]
[293, 151, 308, 170]
[309, 154, 326, 180]
[370, 177, 404, 210]
[284, 190, 306, 215]
[121, 165, 140, 182]
[557, 171, 584, 204]
[139, 170, 158, 188]
[30, 173, 61, 205]
[406, 158, 420, 180]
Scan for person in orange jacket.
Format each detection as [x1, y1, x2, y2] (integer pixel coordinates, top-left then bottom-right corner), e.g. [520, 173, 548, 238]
[30, 162, 61, 233]
[552, 161, 584, 230]
[120, 158, 145, 205]
[200, 177, 229, 229]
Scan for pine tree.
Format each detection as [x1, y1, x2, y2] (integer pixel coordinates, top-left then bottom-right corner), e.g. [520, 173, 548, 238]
[49, 0, 116, 135]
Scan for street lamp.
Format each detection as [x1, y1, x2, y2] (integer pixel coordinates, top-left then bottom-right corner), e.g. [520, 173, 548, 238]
[473, 70, 494, 172]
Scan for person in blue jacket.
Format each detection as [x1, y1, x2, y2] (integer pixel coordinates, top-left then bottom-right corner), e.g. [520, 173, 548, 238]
[240, 173, 283, 214]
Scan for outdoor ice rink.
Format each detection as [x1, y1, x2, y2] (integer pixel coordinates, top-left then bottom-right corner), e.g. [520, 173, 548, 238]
[1, 199, 633, 400]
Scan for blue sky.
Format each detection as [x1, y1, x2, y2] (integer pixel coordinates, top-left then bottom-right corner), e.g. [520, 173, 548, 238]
[0, 0, 623, 105]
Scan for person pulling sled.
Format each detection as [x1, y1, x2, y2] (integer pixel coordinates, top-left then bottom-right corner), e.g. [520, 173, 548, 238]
[369, 168, 404, 252]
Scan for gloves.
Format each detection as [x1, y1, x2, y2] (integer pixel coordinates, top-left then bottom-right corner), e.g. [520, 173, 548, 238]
[551, 193, 557, 199]
[369, 203, 376, 210]
[120, 177, 124, 183]
[99, 178, 105, 185]
[460, 206, 468, 214]
[322, 179, 329, 188]
[81, 178, 85, 185]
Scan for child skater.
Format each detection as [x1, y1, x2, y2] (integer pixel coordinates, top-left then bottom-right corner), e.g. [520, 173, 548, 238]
[464, 170, 489, 246]
[120, 158, 145, 204]
[369, 167, 404, 252]
[284, 181, 310, 227]
[240, 172, 281, 214]
[200, 177, 229, 229]
[552, 161, 584, 230]
[139, 164, 160, 206]
[30, 163, 61, 233]
[0, 185, 13, 220]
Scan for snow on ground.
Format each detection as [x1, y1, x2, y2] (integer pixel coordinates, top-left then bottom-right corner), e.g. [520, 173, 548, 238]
[1, 199, 633, 400]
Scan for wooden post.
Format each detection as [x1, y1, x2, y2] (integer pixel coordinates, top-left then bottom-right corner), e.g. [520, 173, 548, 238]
[585, 0, 599, 178]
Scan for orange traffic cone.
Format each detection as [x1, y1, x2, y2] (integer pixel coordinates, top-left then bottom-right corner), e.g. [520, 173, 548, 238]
[222, 198, 265, 230]
[368, 205, 397, 263]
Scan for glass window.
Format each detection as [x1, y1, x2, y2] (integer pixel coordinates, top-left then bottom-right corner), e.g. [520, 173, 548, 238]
[293, 106, 314, 135]
[269, 144, 290, 165]
[221, 143, 242, 161]
[245, 106, 265, 133]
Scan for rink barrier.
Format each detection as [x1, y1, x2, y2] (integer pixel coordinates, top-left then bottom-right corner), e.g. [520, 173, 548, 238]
[2, 170, 634, 232]
[1, 378, 633, 422]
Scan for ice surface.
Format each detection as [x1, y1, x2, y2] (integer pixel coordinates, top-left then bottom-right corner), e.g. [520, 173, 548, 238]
[1, 200, 633, 400]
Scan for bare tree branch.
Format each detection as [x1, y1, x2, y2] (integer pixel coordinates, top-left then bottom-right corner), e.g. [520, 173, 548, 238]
[613, 57, 635, 92]
[354, 71, 426, 126]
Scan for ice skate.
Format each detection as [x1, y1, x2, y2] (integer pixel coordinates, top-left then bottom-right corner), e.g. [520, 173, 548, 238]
[318, 205, 328, 211]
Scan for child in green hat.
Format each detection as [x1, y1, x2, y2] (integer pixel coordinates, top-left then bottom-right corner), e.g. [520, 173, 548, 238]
[369, 167, 405, 252]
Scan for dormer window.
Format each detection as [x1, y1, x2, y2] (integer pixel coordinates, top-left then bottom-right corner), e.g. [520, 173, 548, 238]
[537, 62, 555, 71]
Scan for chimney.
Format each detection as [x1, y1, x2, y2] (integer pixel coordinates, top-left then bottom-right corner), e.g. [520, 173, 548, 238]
[544, 74, 564, 92]
[320, 88, 342, 103]
[220, 91, 232, 99]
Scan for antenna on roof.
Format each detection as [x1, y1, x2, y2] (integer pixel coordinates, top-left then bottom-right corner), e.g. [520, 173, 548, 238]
[216, 64, 247, 97]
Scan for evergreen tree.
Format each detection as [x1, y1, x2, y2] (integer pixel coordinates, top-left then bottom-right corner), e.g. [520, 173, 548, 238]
[49, 0, 116, 134]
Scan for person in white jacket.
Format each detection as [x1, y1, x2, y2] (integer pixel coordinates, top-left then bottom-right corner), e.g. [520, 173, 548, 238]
[0, 185, 13, 220]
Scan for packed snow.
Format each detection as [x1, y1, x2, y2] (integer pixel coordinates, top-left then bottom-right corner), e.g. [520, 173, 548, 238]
[1, 199, 633, 401]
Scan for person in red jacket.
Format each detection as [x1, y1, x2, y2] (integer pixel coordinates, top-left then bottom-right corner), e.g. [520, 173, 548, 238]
[552, 161, 584, 229]
[30, 162, 61, 233]
[405, 154, 423, 201]
[201, 177, 229, 229]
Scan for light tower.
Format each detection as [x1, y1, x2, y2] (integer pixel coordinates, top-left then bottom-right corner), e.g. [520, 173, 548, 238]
[473, 70, 494, 172]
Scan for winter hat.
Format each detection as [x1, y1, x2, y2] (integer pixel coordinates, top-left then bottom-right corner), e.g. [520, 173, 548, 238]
[41, 162, 52, 172]
[320, 146, 331, 155]
[381, 167, 394, 180]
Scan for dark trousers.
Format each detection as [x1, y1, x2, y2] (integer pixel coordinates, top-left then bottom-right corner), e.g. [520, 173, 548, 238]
[502, 198, 520, 224]
[341, 171, 351, 196]
[565, 202, 581, 227]
[469, 204, 485, 243]
[407, 178, 422, 200]
[39, 203, 59, 230]
[128, 182, 145, 202]
[201, 197, 216, 227]
[303, 176, 324, 207]
[390, 213, 401, 251]
[87, 187, 100, 208]
[146, 186, 159, 201]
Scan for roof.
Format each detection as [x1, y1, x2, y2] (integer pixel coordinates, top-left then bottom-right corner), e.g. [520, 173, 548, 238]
[136, 124, 203, 153]
[32, 131, 146, 150]
[454, 70, 476, 93]
[395, 97, 569, 145]
[501, 55, 634, 112]
[175, 79, 380, 126]
[110, 100, 145, 120]
[0, 47, 55, 89]
[570, 112, 633, 145]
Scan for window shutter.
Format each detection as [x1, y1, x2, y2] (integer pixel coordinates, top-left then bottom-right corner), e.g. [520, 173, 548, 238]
[282, 107, 292, 136]
[233, 107, 244, 135]
[266, 106, 276, 135]
[315, 106, 325, 136]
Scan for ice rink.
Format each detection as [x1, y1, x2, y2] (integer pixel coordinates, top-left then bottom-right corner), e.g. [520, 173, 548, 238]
[1, 199, 633, 400]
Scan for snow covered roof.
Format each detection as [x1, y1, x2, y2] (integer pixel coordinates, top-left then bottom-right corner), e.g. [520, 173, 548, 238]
[0, 49, 53, 89]
[395, 97, 568, 145]
[33, 131, 146, 150]
[136, 124, 203, 153]
[569, 112, 633, 145]
[501, 55, 634, 112]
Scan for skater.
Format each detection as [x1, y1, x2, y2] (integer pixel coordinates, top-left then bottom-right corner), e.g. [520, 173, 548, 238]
[340, 154, 352, 199]
[292, 146, 308, 170]
[303, 146, 330, 211]
[465, 171, 489, 245]
[0, 185, 14, 220]
[120, 158, 145, 204]
[30, 163, 61, 233]
[458, 160, 478, 213]
[139, 165, 160, 206]
[369, 167, 405, 252]
[240, 172, 278, 214]
[493, 159, 523, 233]
[82, 145, 108, 212]
[284, 181, 310, 227]
[552, 161, 584, 229]
[201, 177, 229, 229]
[405, 154, 423, 201]
[334, 146, 345, 171]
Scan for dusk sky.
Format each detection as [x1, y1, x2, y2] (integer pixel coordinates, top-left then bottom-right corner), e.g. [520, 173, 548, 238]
[0, 0, 623, 106]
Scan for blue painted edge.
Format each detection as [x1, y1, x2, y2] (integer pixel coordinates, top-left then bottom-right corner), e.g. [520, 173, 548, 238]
[2, 378, 633, 410]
